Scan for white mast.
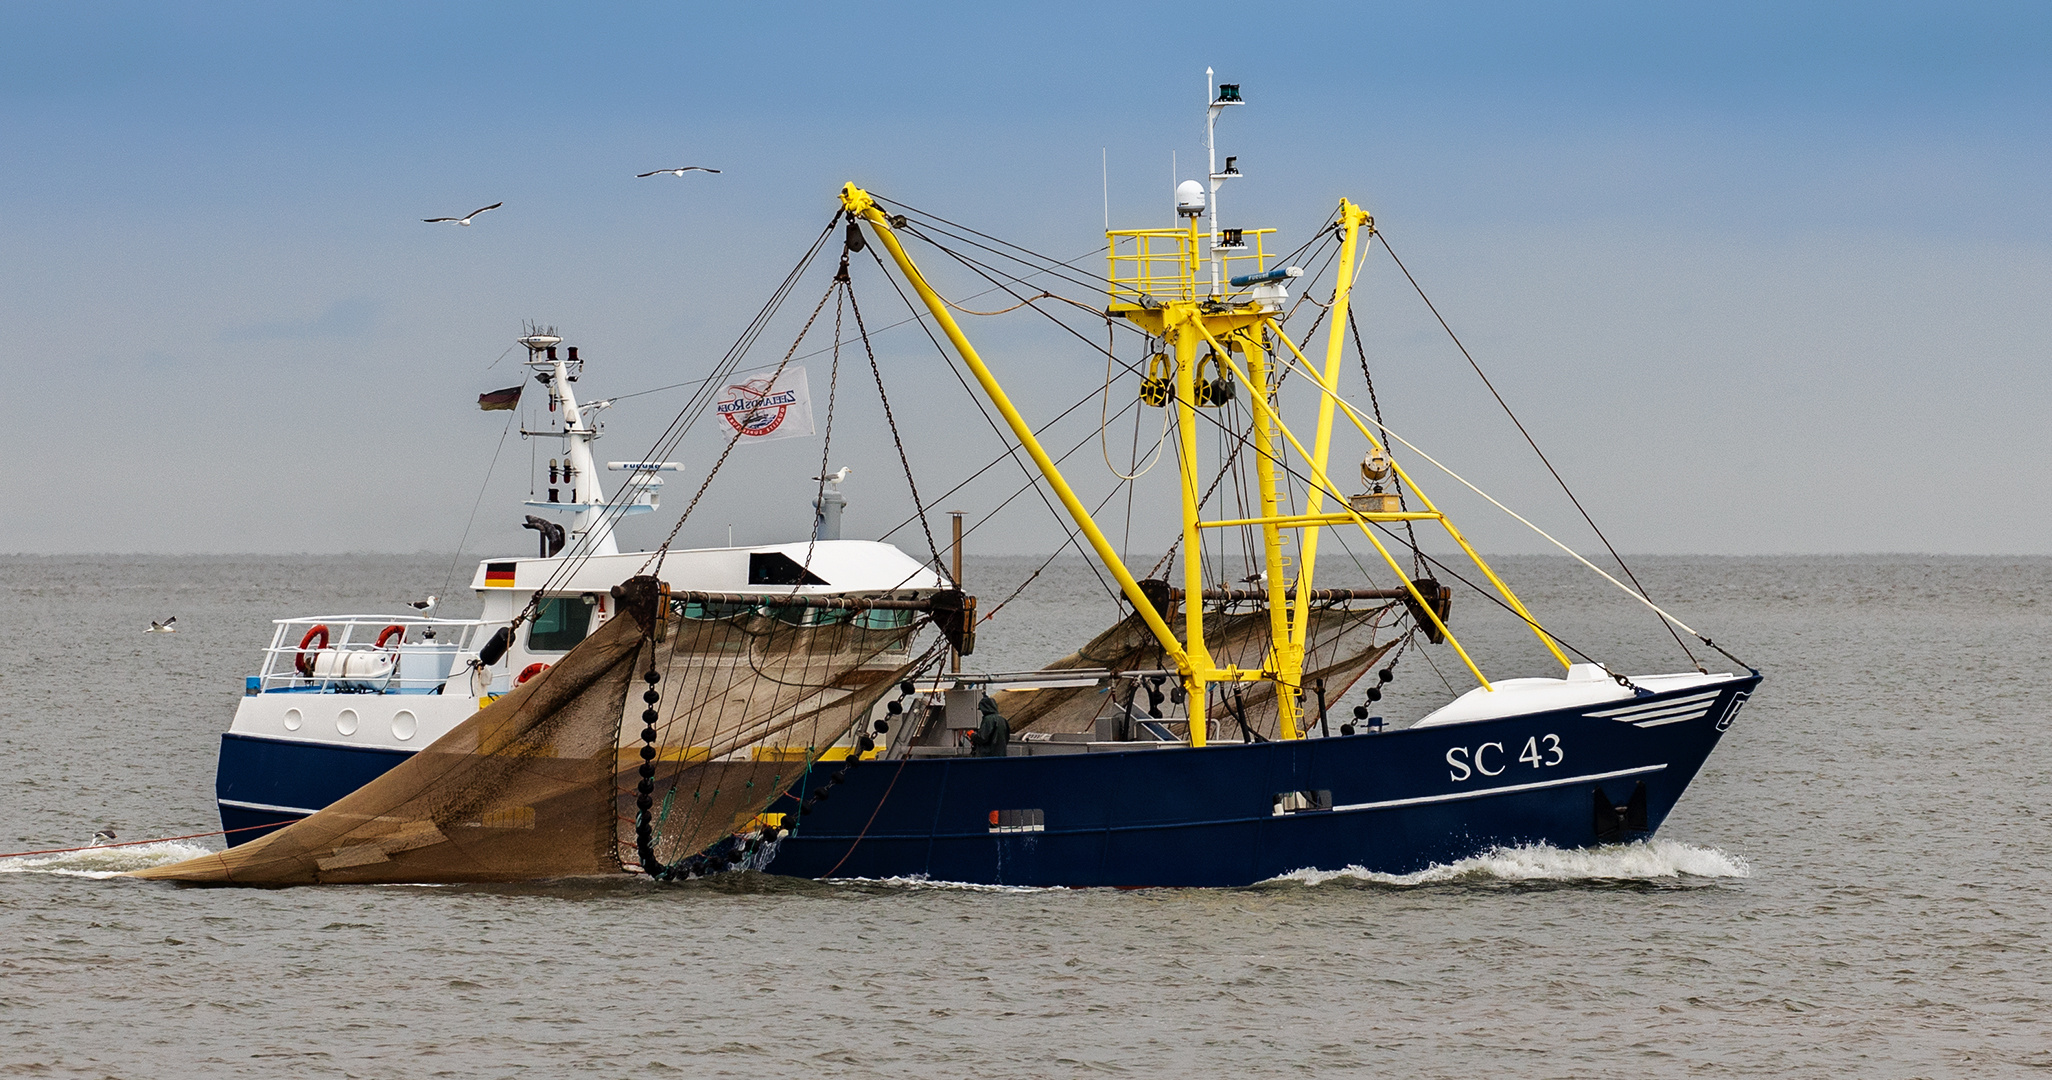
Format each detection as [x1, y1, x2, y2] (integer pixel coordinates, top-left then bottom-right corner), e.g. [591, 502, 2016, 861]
[519, 331, 620, 558]
[1203, 69, 1243, 298]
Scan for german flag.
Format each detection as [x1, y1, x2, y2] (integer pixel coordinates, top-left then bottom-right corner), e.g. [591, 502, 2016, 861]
[478, 385, 522, 411]
[484, 562, 517, 588]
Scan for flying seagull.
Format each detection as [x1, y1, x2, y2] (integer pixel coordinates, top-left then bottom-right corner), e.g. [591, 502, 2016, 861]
[91, 827, 118, 846]
[406, 595, 438, 613]
[423, 202, 502, 225]
[145, 617, 177, 633]
[637, 167, 721, 177]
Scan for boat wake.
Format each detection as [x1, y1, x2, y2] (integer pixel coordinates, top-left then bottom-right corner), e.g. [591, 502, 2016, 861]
[1264, 839, 1750, 889]
[0, 841, 216, 879]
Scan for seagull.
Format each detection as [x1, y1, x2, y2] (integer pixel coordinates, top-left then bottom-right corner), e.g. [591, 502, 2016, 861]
[406, 595, 438, 613]
[636, 167, 721, 177]
[91, 827, 117, 846]
[813, 466, 851, 488]
[145, 617, 177, 633]
[423, 202, 502, 225]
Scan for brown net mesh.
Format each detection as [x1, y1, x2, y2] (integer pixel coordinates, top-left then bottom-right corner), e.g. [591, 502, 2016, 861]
[998, 604, 1397, 740]
[624, 593, 935, 876]
[133, 579, 938, 886]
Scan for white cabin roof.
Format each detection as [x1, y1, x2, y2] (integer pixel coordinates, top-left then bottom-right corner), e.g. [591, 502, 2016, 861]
[468, 539, 947, 596]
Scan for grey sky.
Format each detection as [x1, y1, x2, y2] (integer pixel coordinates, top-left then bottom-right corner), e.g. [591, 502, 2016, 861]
[3, 2, 2047, 556]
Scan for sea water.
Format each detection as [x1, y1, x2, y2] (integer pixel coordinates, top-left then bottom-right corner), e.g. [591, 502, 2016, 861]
[1, 554, 2047, 1078]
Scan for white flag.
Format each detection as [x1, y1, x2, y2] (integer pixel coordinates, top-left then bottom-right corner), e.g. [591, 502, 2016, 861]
[713, 365, 814, 444]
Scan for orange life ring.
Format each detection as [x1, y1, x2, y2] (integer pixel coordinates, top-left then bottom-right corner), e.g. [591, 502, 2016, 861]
[517, 662, 549, 685]
[295, 624, 330, 677]
[375, 624, 406, 650]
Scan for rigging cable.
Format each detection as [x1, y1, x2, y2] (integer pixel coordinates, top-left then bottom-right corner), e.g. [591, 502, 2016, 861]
[645, 246, 846, 577]
[440, 404, 521, 599]
[857, 240, 1119, 603]
[1376, 232, 1704, 672]
[877, 200, 1706, 662]
[1347, 301, 1425, 578]
[842, 252, 949, 579]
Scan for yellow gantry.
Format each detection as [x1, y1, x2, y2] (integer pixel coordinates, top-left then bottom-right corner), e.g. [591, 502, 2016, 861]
[843, 181, 1564, 747]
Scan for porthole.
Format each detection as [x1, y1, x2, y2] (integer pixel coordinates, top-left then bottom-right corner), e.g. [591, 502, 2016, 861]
[336, 708, 359, 736]
[283, 708, 302, 732]
[391, 709, 417, 741]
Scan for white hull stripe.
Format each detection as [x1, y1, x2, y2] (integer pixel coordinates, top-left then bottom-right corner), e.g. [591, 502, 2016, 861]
[1633, 709, 1712, 728]
[1616, 706, 1715, 722]
[218, 798, 319, 816]
[1587, 690, 1720, 719]
[1330, 764, 1667, 813]
[1610, 702, 1715, 726]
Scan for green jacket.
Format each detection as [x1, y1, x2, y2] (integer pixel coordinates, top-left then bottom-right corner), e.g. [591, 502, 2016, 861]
[970, 698, 1009, 757]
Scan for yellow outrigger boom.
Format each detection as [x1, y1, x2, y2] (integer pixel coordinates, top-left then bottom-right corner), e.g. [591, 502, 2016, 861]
[842, 125, 1565, 745]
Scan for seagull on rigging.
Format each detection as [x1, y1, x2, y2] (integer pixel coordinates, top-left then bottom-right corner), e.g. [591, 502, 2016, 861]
[406, 595, 438, 613]
[636, 167, 721, 177]
[423, 202, 502, 225]
[145, 617, 177, 633]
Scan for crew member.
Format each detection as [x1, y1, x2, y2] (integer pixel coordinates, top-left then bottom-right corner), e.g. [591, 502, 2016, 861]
[969, 695, 1009, 757]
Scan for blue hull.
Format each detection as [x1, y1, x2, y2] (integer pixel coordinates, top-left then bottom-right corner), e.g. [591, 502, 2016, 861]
[215, 677, 1757, 886]
[759, 676, 1759, 887]
[215, 733, 412, 844]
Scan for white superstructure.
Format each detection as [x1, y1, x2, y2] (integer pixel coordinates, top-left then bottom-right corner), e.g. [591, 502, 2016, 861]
[220, 334, 947, 781]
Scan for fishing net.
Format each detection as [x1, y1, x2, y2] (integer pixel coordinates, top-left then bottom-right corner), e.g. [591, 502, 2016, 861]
[134, 579, 939, 885]
[998, 601, 1397, 740]
[624, 592, 937, 877]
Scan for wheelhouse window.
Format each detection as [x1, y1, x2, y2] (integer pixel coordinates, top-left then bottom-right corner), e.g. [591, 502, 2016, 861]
[527, 595, 594, 652]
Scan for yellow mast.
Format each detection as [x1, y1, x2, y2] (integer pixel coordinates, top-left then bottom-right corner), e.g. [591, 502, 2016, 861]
[842, 79, 1577, 740]
[839, 185, 1194, 688]
[1284, 200, 1370, 693]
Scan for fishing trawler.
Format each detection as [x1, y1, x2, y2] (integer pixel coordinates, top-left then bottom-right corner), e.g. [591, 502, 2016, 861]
[144, 75, 1758, 888]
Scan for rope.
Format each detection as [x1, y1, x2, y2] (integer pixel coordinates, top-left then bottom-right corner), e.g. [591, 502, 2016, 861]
[945, 289, 1056, 316]
[1100, 339, 1171, 480]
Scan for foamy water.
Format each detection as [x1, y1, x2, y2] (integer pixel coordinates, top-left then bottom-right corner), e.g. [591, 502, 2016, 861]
[1266, 839, 1752, 887]
[0, 839, 213, 878]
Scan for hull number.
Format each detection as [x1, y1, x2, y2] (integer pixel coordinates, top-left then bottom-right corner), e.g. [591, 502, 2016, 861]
[1447, 734, 1563, 781]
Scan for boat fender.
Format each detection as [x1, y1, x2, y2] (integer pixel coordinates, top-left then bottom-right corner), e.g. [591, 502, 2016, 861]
[477, 625, 514, 667]
[294, 624, 331, 676]
[517, 662, 549, 685]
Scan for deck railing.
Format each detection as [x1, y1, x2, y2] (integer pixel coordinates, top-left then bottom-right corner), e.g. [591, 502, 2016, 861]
[1106, 227, 1275, 307]
[253, 615, 489, 695]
